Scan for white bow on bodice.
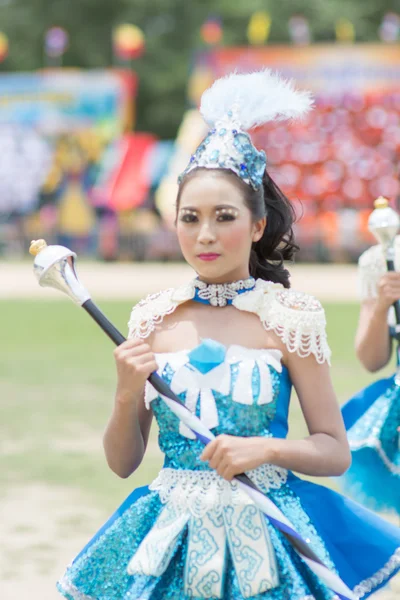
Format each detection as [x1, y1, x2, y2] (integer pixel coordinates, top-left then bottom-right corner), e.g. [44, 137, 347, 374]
[144, 343, 283, 438]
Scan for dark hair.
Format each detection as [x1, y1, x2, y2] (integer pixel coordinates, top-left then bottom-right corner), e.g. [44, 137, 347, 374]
[177, 168, 298, 288]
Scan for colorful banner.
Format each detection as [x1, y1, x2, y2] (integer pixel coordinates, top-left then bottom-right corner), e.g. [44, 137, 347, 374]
[0, 70, 129, 134]
[0, 69, 135, 218]
[189, 45, 400, 101]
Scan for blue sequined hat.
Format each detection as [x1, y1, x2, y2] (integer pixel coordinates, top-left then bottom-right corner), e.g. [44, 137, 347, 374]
[179, 70, 314, 191]
[179, 106, 267, 190]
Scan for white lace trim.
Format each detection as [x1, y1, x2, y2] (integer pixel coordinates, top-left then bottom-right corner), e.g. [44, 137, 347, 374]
[349, 435, 400, 475]
[57, 540, 400, 599]
[128, 279, 330, 364]
[233, 280, 331, 364]
[358, 238, 400, 301]
[353, 547, 400, 598]
[149, 465, 288, 518]
[127, 283, 195, 339]
[58, 574, 95, 600]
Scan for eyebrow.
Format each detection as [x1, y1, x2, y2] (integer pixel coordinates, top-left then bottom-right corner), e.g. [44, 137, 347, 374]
[178, 204, 240, 212]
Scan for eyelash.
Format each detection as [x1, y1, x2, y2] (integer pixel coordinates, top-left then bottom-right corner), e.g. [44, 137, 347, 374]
[217, 213, 236, 222]
[179, 213, 237, 224]
[180, 214, 198, 223]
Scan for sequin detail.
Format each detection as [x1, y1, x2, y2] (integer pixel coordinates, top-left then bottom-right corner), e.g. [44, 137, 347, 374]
[57, 487, 342, 600]
[178, 108, 266, 191]
[347, 383, 400, 474]
[354, 548, 400, 597]
[343, 380, 400, 511]
[57, 340, 400, 600]
[145, 344, 282, 439]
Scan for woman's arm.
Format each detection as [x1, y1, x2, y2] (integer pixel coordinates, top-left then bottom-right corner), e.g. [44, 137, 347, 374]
[355, 300, 391, 372]
[265, 353, 351, 477]
[103, 338, 157, 479]
[201, 353, 351, 480]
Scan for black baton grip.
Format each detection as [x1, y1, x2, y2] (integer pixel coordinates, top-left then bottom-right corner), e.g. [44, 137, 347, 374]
[386, 260, 400, 325]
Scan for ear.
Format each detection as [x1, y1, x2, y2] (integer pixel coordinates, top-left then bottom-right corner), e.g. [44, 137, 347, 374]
[252, 217, 266, 243]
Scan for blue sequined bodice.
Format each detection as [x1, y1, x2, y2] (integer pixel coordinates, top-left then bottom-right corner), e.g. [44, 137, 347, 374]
[145, 339, 292, 471]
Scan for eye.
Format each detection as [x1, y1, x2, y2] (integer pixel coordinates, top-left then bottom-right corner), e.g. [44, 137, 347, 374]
[216, 213, 236, 222]
[180, 213, 198, 223]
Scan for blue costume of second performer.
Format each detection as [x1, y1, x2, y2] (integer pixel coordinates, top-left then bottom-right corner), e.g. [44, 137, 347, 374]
[341, 237, 400, 513]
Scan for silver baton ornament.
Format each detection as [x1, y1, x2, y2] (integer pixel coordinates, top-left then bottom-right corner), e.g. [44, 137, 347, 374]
[368, 196, 400, 325]
[29, 239, 356, 600]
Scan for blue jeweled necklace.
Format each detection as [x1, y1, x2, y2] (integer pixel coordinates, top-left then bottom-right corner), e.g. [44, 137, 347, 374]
[193, 277, 255, 307]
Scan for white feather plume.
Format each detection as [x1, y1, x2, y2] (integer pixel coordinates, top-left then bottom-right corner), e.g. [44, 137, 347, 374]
[200, 69, 313, 130]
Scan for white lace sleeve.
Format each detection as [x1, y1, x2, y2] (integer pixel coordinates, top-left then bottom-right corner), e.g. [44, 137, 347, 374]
[233, 281, 331, 364]
[358, 244, 386, 301]
[265, 288, 331, 364]
[127, 283, 195, 339]
[127, 289, 177, 339]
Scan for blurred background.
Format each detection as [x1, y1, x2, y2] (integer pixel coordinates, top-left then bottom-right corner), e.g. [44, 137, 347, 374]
[2, 2, 400, 599]
[1, 0, 400, 262]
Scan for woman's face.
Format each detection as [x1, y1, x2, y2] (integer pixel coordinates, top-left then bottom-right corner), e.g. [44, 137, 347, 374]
[176, 172, 265, 284]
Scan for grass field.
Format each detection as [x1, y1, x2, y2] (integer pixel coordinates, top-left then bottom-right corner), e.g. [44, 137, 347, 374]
[1, 299, 398, 599]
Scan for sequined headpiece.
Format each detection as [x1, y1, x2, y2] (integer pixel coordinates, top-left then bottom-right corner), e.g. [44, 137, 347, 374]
[179, 70, 313, 190]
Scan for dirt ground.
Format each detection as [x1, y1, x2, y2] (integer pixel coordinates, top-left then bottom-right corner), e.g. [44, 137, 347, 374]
[2, 260, 399, 599]
[1, 259, 360, 301]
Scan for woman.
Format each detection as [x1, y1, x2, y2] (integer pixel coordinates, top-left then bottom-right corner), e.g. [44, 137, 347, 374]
[58, 71, 400, 600]
[341, 229, 400, 513]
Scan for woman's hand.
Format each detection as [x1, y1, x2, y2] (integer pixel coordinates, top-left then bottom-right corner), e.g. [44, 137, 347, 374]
[376, 272, 400, 312]
[113, 338, 158, 403]
[200, 434, 273, 481]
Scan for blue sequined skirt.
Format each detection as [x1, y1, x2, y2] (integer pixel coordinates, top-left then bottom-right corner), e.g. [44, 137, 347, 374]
[341, 375, 400, 512]
[57, 474, 400, 600]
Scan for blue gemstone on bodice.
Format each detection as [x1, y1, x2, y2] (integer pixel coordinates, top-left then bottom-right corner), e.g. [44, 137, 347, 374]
[188, 339, 226, 373]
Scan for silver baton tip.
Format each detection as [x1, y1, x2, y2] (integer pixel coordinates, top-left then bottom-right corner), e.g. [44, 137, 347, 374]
[29, 241, 90, 306]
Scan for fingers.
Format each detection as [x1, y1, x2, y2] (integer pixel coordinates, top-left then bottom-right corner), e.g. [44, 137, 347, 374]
[221, 465, 235, 481]
[378, 274, 400, 304]
[126, 352, 155, 366]
[200, 435, 229, 463]
[114, 338, 151, 358]
[381, 272, 400, 283]
[114, 341, 156, 365]
[200, 439, 217, 462]
[200, 435, 237, 481]
[114, 337, 158, 387]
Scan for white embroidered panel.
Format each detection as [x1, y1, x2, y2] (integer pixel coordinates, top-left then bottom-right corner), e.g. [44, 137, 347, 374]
[133, 466, 284, 597]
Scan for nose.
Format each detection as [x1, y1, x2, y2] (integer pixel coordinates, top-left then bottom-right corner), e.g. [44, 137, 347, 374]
[197, 221, 216, 244]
